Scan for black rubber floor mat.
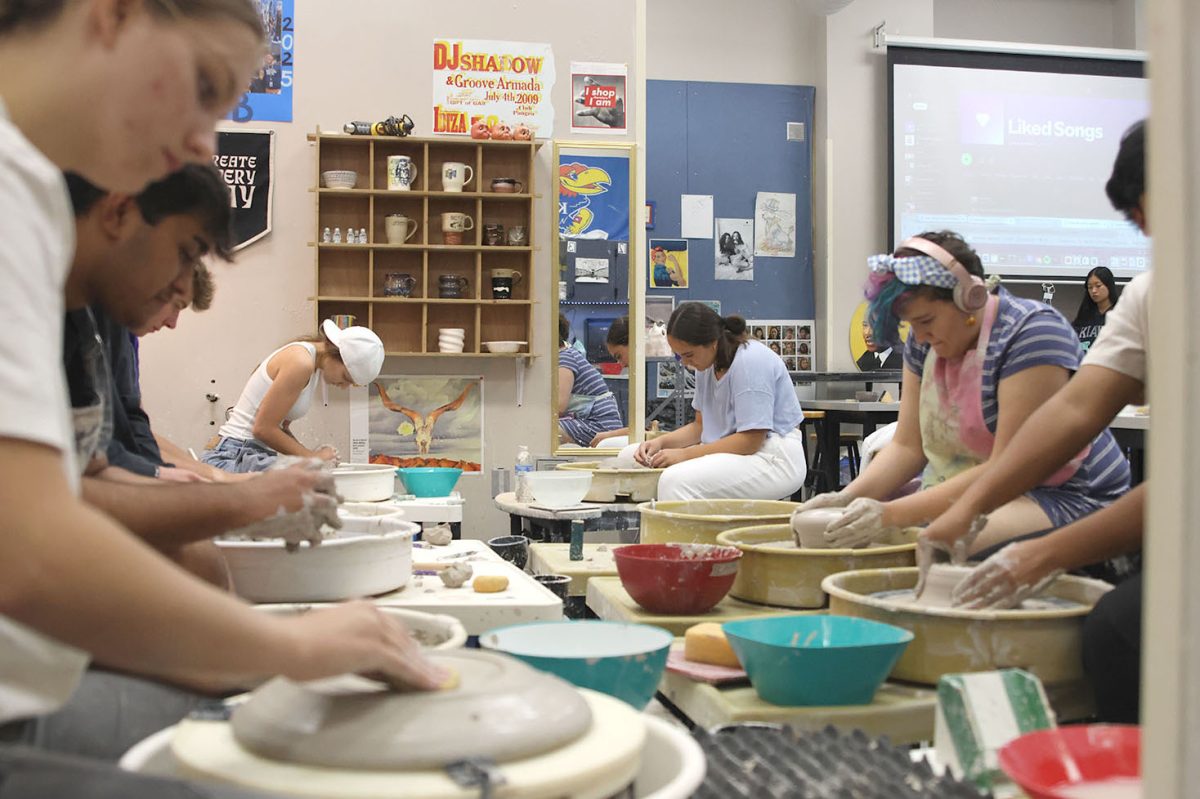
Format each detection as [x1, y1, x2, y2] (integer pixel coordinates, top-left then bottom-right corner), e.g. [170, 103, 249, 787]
[690, 723, 992, 799]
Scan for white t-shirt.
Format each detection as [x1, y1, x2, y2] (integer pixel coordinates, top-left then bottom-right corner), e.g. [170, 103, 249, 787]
[1082, 271, 1150, 398]
[0, 99, 89, 724]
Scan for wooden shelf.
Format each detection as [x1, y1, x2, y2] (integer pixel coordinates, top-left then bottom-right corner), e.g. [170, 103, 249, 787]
[312, 128, 539, 357]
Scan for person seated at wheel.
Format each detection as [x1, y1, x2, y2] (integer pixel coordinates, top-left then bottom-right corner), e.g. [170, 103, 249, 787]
[620, 302, 807, 501]
[795, 231, 1130, 552]
[557, 314, 624, 447]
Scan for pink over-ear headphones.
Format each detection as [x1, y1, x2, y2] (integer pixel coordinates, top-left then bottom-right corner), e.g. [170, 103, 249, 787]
[900, 236, 989, 313]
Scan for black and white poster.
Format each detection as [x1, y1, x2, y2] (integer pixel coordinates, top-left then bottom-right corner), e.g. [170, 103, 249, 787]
[213, 130, 274, 251]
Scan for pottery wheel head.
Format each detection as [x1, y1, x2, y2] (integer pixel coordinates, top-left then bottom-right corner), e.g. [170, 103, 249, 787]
[229, 650, 593, 770]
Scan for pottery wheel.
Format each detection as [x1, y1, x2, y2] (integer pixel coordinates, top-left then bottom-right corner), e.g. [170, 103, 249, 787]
[228, 650, 591, 770]
[169, 687, 644, 799]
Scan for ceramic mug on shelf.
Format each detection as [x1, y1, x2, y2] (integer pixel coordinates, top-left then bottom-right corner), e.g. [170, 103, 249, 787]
[483, 223, 505, 246]
[438, 274, 470, 299]
[386, 155, 418, 191]
[383, 272, 417, 297]
[384, 214, 418, 244]
[490, 268, 524, 300]
[490, 176, 525, 193]
[441, 212, 474, 245]
[441, 162, 474, 192]
[329, 314, 356, 330]
[506, 225, 528, 246]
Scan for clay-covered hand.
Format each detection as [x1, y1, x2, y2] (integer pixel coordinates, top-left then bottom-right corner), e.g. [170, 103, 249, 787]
[648, 447, 690, 469]
[314, 445, 340, 464]
[914, 513, 986, 599]
[589, 430, 618, 448]
[228, 461, 343, 550]
[634, 439, 663, 467]
[280, 602, 453, 691]
[822, 498, 898, 549]
[795, 490, 853, 514]
[951, 540, 1064, 610]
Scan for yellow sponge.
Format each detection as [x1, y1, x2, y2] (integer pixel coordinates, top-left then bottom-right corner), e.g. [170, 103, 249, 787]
[684, 622, 741, 668]
[473, 575, 509, 593]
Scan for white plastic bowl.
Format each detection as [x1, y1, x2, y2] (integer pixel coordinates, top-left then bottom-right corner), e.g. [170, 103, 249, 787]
[332, 463, 397, 502]
[216, 520, 417, 603]
[484, 340, 527, 353]
[337, 502, 407, 535]
[321, 169, 357, 189]
[525, 471, 593, 507]
[256, 604, 467, 650]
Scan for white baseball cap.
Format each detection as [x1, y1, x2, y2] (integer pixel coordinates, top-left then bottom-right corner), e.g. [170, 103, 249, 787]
[322, 319, 385, 385]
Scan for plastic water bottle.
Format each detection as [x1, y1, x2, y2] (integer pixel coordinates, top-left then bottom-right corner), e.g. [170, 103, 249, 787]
[515, 445, 534, 503]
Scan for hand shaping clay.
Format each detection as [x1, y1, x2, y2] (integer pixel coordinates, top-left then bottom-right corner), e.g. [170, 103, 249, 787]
[439, 562, 473, 588]
[424, 523, 453, 547]
[790, 507, 850, 549]
[473, 574, 509, 593]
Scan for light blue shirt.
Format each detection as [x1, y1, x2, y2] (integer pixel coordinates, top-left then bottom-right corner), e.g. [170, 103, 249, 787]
[692, 339, 803, 444]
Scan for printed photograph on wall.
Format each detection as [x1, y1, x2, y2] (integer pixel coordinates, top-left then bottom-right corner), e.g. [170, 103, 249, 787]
[747, 318, 816, 372]
[570, 61, 627, 134]
[850, 301, 909, 372]
[714, 218, 754, 280]
[227, 0, 294, 123]
[366, 376, 483, 471]
[754, 192, 797, 258]
[649, 238, 689, 289]
[655, 361, 697, 399]
[574, 256, 610, 283]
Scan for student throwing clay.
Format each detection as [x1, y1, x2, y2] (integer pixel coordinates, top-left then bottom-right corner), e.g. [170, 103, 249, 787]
[590, 316, 632, 448]
[920, 121, 1148, 722]
[624, 302, 807, 500]
[203, 320, 384, 472]
[796, 231, 1130, 553]
[557, 314, 624, 447]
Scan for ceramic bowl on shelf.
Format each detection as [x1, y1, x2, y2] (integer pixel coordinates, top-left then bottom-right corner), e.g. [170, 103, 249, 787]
[483, 340, 527, 353]
[321, 169, 358, 190]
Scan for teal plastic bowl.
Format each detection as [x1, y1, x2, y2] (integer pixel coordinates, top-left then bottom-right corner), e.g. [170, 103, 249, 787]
[479, 620, 672, 709]
[723, 615, 913, 707]
[395, 467, 462, 498]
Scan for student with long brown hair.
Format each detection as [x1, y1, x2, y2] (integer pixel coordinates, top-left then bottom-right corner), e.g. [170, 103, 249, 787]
[627, 302, 807, 500]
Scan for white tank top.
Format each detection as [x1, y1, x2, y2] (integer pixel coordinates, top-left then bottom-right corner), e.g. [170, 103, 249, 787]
[218, 342, 321, 443]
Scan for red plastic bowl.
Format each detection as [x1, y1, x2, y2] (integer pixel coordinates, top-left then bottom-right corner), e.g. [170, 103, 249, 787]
[613, 543, 742, 615]
[998, 724, 1141, 799]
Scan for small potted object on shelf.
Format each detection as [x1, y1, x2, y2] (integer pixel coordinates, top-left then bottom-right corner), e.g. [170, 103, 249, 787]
[343, 114, 415, 137]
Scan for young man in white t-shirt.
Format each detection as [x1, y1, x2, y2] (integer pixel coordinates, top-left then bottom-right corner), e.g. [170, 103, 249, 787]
[0, 3, 447, 791]
[920, 120, 1149, 722]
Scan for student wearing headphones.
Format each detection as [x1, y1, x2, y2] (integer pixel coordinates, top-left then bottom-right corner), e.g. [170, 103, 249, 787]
[795, 231, 1130, 553]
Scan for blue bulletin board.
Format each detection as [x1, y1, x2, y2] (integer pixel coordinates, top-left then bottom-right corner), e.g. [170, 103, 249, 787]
[647, 80, 816, 319]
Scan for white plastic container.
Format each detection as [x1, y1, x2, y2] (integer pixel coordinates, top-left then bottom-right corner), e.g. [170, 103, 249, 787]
[216, 521, 417, 603]
[524, 471, 593, 508]
[332, 463, 397, 502]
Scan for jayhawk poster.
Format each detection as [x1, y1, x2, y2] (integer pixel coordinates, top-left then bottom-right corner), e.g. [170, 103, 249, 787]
[557, 152, 630, 241]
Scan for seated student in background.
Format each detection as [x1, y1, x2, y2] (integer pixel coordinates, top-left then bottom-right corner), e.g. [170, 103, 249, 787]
[796, 230, 1130, 553]
[919, 120, 1148, 723]
[557, 313, 624, 446]
[63, 165, 342, 585]
[625, 302, 807, 500]
[65, 171, 227, 484]
[203, 319, 385, 472]
[1072, 265, 1122, 352]
[591, 315, 632, 448]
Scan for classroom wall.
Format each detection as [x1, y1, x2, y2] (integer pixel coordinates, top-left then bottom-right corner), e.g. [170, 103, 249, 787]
[138, 0, 637, 538]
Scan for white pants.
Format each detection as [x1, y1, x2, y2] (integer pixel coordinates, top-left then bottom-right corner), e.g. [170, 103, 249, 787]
[620, 429, 807, 501]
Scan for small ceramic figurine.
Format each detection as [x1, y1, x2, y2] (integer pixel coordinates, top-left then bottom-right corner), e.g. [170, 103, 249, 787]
[470, 119, 491, 139]
[489, 121, 513, 140]
[512, 123, 533, 141]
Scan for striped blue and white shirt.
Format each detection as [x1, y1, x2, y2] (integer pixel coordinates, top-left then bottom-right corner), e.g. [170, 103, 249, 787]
[904, 290, 1130, 526]
[559, 346, 611, 397]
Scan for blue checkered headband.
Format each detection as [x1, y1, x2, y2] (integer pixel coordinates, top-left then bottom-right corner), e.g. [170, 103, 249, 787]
[867, 253, 958, 290]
